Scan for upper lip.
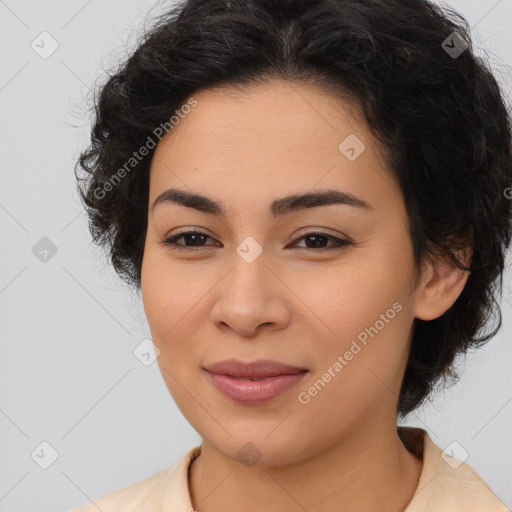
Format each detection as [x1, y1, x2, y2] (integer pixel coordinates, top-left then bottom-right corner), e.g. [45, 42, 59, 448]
[204, 359, 309, 378]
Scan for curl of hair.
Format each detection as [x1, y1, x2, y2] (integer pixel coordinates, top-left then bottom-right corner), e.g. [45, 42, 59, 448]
[75, 0, 512, 418]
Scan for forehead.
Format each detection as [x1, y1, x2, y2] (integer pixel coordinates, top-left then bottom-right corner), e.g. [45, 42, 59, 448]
[156, 79, 366, 154]
[148, 78, 399, 216]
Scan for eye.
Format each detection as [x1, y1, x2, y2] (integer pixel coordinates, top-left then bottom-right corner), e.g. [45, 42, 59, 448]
[161, 229, 351, 253]
[289, 231, 352, 252]
[161, 230, 219, 252]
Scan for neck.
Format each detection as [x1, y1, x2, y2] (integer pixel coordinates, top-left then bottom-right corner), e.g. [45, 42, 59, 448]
[188, 419, 423, 512]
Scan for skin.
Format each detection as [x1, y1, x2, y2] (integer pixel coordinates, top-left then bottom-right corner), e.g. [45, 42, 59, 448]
[140, 78, 471, 512]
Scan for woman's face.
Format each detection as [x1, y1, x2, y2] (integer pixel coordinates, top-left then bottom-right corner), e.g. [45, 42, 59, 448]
[141, 79, 428, 465]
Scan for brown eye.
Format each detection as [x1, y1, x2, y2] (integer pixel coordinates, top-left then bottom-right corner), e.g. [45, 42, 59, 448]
[289, 232, 352, 252]
[161, 230, 351, 253]
[162, 231, 220, 251]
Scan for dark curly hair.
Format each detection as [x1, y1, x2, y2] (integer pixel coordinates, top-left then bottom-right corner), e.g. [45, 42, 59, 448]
[75, 0, 512, 419]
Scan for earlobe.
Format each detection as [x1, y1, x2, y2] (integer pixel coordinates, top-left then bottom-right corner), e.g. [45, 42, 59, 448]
[413, 249, 472, 321]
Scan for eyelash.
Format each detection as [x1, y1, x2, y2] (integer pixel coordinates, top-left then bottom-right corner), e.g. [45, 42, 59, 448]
[161, 230, 352, 253]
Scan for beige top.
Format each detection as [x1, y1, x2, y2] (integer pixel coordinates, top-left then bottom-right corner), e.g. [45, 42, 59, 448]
[72, 426, 509, 511]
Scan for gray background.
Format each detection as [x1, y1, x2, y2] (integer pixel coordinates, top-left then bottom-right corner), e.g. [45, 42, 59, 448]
[0, 1, 511, 511]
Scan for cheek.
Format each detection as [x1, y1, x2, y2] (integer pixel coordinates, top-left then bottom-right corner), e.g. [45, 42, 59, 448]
[293, 253, 413, 403]
[292, 254, 405, 342]
[141, 250, 197, 339]
[140, 250, 211, 397]
[141, 257, 201, 410]
[293, 290, 410, 444]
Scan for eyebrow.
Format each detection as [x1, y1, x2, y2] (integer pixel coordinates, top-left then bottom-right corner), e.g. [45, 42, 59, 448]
[152, 187, 374, 218]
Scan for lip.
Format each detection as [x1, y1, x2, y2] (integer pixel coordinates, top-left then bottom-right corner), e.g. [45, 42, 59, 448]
[204, 358, 309, 378]
[203, 359, 309, 404]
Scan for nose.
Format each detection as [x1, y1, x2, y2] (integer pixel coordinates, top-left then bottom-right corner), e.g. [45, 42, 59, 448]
[209, 249, 292, 338]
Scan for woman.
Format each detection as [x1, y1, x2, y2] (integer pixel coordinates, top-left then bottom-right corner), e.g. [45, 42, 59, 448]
[72, 0, 512, 510]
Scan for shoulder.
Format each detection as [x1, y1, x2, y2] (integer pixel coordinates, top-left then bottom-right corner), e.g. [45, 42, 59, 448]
[71, 468, 166, 512]
[399, 426, 509, 512]
[70, 445, 201, 512]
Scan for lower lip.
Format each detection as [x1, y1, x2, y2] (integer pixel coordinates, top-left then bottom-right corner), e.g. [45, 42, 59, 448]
[205, 370, 308, 404]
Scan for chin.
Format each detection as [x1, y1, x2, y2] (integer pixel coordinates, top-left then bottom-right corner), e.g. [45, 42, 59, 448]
[205, 431, 310, 468]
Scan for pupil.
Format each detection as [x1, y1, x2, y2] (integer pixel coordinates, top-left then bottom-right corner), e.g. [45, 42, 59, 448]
[306, 235, 327, 248]
[187, 234, 205, 246]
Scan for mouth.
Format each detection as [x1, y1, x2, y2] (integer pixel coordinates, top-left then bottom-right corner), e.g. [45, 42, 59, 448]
[203, 358, 309, 379]
[227, 375, 290, 381]
[203, 359, 309, 404]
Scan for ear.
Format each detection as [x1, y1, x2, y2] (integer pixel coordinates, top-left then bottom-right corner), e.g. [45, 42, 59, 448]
[413, 246, 473, 321]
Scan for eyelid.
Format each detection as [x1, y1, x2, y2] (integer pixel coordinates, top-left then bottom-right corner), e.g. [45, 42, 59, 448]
[164, 226, 349, 241]
[162, 229, 219, 250]
[293, 226, 350, 241]
[287, 231, 351, 251]
[161, 227, 352, 253]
